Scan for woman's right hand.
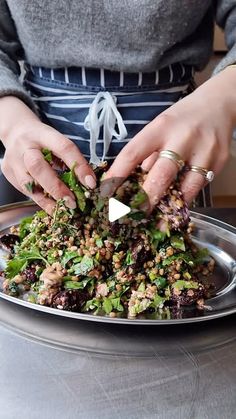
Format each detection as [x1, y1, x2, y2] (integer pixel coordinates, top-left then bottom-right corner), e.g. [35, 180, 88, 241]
[0, 96, 96, 214]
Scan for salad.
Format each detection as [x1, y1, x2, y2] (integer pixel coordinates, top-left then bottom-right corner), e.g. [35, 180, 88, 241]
[0, 158, 215, 319]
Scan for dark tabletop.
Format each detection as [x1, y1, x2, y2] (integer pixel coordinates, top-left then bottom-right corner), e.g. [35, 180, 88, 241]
[0, 208, 235, 419]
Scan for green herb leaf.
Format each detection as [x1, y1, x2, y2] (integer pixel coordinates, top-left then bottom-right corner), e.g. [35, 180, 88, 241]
[61, 250, 79, 268]
[102, 298, 113, 314]
[5, 259, 27, 279]
[25, 181, 35, 194]
[42, 148, 53, 163]
[64, 277, 92, 289]
[153, 277, 167, 289]
[110, 297, 124, 312]
[162, 252, 194, 266]
[170, 235, 185, 251]
[95, 238, 103, 248]
[19, 216, 33, 240]
[125, 250, 135, 266]
[73, 255, 94, 275]
[95, 197, 105, 211]
[60, 167, 86, 211]
[128, 211, 145, 221]
[172, 280, 199, 290]
[130, 190, 148, 209]
[137, 282, 145, 292]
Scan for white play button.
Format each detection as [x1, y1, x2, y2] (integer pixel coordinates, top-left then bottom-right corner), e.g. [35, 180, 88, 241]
[108, 198, 131, 222]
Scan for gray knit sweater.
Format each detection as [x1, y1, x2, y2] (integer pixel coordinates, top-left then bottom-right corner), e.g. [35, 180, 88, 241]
[0, 0, 236, 108]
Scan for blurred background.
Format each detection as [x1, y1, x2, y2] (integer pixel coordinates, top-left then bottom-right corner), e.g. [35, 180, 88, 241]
[0, 25, 236, 207]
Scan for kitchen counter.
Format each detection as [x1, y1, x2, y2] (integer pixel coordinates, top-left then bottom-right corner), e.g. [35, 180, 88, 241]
[0, 208, 235, 419]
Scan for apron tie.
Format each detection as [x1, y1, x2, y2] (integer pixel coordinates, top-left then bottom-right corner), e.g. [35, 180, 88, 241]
[84, 91, 127, 165]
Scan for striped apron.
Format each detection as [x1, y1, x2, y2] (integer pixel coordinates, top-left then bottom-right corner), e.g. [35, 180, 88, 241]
[23, 64, 210, 206]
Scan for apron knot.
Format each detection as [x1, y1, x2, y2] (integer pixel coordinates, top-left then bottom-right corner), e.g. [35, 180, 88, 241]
[84, 91, 127, 165]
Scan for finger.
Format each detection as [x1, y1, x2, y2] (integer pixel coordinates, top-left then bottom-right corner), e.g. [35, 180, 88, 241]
[105, 119, 163, 180]
[180, 171, 206, 205]
[41, 131, 96, 189]
[4, 167, 56, 215]
[142, 156, 179, 208]
[141, 152, 159, 172]
[180, 139, 216, 204]
[23, 149, 77, 209]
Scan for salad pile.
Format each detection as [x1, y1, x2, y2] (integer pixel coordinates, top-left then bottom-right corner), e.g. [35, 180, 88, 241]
[0, 160, 215, 319]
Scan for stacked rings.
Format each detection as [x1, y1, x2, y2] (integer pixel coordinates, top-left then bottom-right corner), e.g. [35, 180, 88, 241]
[186, 165, 214, 182]
[159, 150, 185, 170]
[158, 149, 214, 183]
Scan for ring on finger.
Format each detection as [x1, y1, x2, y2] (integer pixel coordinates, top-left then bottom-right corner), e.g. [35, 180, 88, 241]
[159, 150, 185, 171]
[186, 165, 214, 182]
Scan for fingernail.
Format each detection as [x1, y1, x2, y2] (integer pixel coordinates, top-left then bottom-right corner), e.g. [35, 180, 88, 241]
[100, 181, 113, 198]
[63, 196, 77, 209]
[141, 163, 149, 172]
[85, 175, 96, 189]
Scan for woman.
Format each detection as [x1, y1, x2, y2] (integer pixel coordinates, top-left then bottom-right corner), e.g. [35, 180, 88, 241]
[0, 0, 235, 213]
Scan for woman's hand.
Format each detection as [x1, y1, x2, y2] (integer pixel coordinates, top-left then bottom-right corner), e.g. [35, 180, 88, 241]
[105, 67, 235, 207]
[0, 97, 96, 214]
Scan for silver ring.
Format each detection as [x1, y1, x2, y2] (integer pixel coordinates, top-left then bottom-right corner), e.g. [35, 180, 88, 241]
[159, 150, 185, 170]
[187, 165, 214, 182]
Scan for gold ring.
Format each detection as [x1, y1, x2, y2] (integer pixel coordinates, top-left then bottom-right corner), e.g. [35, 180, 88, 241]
[159, 150, 185, 170]
[187, 165, 214, 182]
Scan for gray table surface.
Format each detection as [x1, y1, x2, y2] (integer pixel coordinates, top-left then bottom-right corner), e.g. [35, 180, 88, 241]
[0, 208, 236, 419]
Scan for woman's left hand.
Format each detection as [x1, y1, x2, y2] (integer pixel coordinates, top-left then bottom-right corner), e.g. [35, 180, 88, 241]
[105, 67, 235, 207]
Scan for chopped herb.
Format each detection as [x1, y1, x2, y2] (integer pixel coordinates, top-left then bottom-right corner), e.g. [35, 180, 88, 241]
[125, 250, 135, 266]
[130, 190, 148, 209]
[170, 235, 185, 251]
[61, 250, 80, 267]
[72, 255, 94, 275]
[102, 298, 113, 314]
[42, 148, 53, 163]
[64, 277, 92, 290]
[19, 216, 33, 240]
[25, 181, 35, 194]
[60, 166, 86, 211]
[95, 238, 103, 248]
[172, 280, 199, 290]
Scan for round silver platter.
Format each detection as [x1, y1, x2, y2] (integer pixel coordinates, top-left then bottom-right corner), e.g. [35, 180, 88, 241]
[0, 201, 236, 326]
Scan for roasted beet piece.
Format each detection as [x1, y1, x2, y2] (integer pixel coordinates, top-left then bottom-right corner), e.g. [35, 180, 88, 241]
[0, 234, 19, 251]
[110, 221, 120, 236]
[171, 286, 205, 306]
[131, 239, 152, 271]
[22, 266, 38, 283]
[52, 289, 88, 311]
[158, 189, 190, 230]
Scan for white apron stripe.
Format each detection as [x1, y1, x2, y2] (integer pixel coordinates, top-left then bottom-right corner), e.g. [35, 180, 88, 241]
[81, 67, 87, 86]
[65, 68, 69, 83]
[50, 69, 55, 81]
[155, 70, 159, 85]
[169, 65, 173, 83]
[120, 71, 124, 87]
[100, 68, 105, 88]
[138, 72, 142, 86]
[49, 101, 174, 109]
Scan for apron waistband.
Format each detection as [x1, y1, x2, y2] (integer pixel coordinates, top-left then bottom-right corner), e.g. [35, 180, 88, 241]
[25, 63, 194, 90]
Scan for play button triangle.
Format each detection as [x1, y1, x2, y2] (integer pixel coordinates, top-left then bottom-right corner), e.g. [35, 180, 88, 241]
[108, 198, 131, 223]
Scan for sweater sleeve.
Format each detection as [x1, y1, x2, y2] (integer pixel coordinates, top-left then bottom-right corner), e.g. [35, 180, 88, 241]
[213, 0, 236, 74]
[0, 0, 35, 109]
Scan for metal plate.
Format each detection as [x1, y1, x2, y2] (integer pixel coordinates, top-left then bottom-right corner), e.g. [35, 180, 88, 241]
[0, 201, 236, 325]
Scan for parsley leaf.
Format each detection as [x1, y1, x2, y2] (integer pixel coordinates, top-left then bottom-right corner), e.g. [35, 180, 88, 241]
[72, 255, 94, 275]
[19, 216, 34, 240]
[42, 148, 53, 163]
[60, 166, 86, 211]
